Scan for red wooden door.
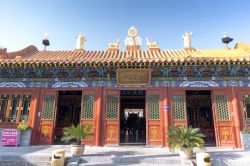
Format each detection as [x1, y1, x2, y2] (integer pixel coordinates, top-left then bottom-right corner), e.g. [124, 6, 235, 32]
[39, 90, 57, 144]
[170, 91, 188, 127]
[212, 90, 235, 147]
[80, 90, 96, 145]
[146, 89, 162, 146]
[104, 89, 120, 145]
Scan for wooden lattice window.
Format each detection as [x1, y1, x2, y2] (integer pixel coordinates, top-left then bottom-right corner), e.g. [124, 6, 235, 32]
[242, 94, 250, 124]
[8, 95, 20, 122]
[172, 95, 186, 120]
[0, 95, 9, 122]
[148, 95, 160, 120]
[82, 95, 94, 119]
[215, 95, 230, 120]
[0, 94, 32, 123]
[20, 95, 31, 122]
[106, 95, 118, 119]
[41, 95, 55, 120]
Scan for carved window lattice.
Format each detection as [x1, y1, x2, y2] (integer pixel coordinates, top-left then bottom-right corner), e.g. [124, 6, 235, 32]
[20, 95, 31, 122]
[41, 95, 55, 120]
[0, 95, 9, 122]
[148, 95, 160, 120]
[215, 95, 230, 120]
[106, 95, 118, 119]
[82, 95, 94, 119]
[172, 96, 186, 120]
[9, 95, 20, 122]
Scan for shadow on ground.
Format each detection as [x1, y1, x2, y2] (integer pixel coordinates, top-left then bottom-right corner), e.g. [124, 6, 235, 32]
[209, 150, 243, 166]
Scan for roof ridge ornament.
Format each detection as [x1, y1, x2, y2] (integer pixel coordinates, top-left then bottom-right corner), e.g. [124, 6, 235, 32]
[15, 55, 23, 62]
[182, 32, 193, 50]
[107, 39, 119, 51]
[235, 42, 250, 53]
[146, 37, 160, 51]
[0, 48, 7, 59]
[124, 26, 142, 51]
[76, 33, 86, 50]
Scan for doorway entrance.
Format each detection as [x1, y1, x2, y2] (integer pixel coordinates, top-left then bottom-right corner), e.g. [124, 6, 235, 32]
[54, 91, 82, 144]
[186, 90, 216, 146]
[120, 90, 146, 145]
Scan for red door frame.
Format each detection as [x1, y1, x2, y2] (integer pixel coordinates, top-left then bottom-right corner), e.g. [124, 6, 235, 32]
[38, 87, 99, 145]
[102, 87, 120, 145]
[168, 86, 239, 148]
[103, 87, 165, 146]
[117, 87, 148, 145]
[80, 88, 99, 145]
[146, 87, 164, 146]
[212, 89, 237, 147]
[235, 87, 250, 129]
[168, 89, 188, 127]
[233, 87, 250, 148]
[38, 88, 57, 144]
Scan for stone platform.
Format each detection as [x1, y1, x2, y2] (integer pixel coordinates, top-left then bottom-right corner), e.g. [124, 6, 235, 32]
[0, 145, 249, 166]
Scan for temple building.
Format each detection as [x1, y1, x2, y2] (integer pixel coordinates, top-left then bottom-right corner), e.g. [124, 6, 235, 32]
[0, 26, 250, 148]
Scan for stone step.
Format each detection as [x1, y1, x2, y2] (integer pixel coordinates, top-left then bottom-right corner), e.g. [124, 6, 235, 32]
[78, 163, 184, 166]
[66, 155, 193, 166]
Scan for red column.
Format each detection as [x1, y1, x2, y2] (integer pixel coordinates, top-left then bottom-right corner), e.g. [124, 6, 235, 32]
[161, 88, 165, 147]
[164, 86, 169, 147]
[31, 88, 42, 145]
[95, 87, 103, 146]
[231, 87, 242, 148]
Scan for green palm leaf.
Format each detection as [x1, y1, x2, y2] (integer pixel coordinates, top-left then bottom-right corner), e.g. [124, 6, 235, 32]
[61, 124, 93, 145]
[168, 125, 206, 152]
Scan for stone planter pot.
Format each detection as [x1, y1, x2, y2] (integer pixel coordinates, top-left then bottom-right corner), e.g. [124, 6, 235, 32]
[179, 148, 193, 159]
[240, 131, 250, 150]
[20, 129, 32, 146]
[71, 144, 85, 156]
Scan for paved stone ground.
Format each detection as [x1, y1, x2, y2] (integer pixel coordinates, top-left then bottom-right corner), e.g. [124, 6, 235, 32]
[69, 146, 192, 166]
[195, 147, 250, 166]
[0, 145, 249, 166]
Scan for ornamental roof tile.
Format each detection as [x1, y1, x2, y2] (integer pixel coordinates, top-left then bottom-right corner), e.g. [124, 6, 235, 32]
[0, 43, 250, 65]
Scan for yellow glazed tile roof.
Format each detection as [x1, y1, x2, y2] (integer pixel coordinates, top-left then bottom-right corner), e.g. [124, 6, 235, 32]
[0, 44, 250, 65]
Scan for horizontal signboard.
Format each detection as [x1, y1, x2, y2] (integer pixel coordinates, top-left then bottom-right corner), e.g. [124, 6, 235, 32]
[116, 69, 151, 86]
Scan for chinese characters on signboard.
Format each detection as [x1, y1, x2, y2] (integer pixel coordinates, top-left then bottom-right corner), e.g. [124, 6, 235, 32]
[1, 129, 20, 146]
[116, 69, 151, 86]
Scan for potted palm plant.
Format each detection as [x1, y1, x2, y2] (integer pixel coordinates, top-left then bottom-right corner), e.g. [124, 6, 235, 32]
[168, 125, 205, 159]
[61, 124, 92, 156]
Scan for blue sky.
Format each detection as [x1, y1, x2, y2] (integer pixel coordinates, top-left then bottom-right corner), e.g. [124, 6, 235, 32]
[0, 0, 250, 51]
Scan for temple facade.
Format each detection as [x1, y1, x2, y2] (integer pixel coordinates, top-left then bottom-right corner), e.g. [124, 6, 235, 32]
[0, 27, 250, 148]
